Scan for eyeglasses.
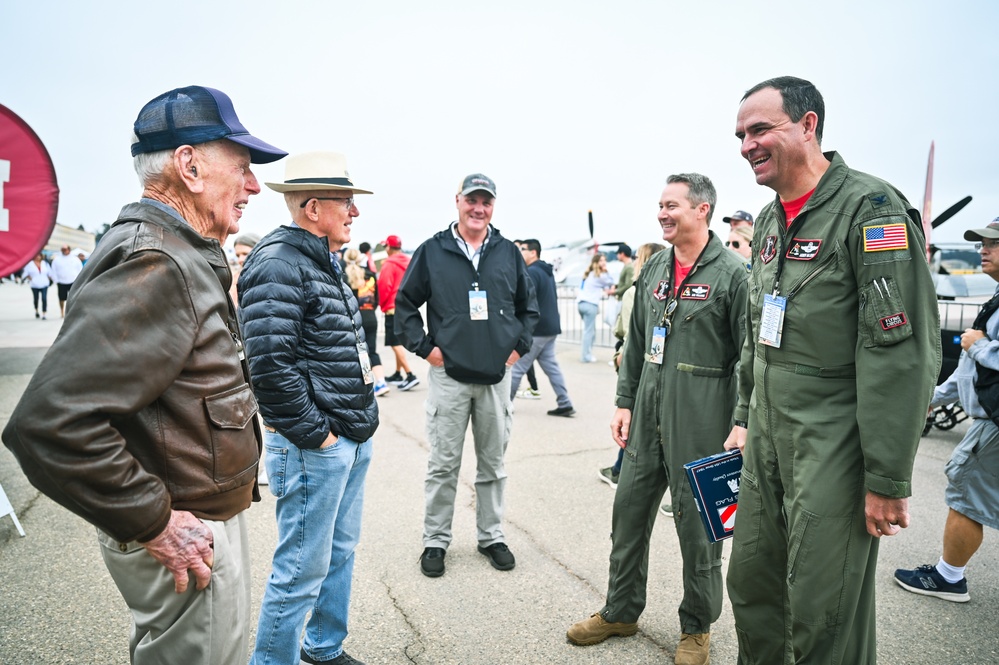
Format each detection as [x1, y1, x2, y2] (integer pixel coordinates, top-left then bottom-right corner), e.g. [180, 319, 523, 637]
[725, 240, 750, 249]
[975, 240, 999, 250]
[300, 196, 355, 209]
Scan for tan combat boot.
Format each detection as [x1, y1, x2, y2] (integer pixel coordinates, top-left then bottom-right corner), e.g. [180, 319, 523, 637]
[675, 632, 710, 665]
[566, 612, 638, 646]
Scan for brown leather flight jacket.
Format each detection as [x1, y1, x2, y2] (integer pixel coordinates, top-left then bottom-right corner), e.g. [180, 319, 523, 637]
[2, 202, 261, 543]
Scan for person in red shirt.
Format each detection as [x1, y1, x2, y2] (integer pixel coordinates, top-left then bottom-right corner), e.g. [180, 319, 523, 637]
[378, 235, 419, 390]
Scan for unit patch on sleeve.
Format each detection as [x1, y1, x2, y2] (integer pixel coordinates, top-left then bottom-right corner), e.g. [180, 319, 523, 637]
[653, 280, 670, 301]
[863, 223, 908, 252]
[786, 239, 822, 261]
[880, 312, 907, 330]
[679, 284, 711, 300]
[760, 235, 778, 264]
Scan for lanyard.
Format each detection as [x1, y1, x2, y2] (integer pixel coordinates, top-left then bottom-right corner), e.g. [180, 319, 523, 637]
[330, 260, 365, 348]
[771, 205, 812, 296]
[660, 241, 709, 327]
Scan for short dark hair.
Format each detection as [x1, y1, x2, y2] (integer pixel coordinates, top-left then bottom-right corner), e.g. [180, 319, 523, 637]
[359, 242, 371, 254]
[521, 238, 542, 257]
[617, 244, 632, 258]
[743, 76, 825, 143]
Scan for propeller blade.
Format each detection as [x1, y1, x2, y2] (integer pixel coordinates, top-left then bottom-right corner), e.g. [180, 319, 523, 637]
[588, 210, 594, 239]
[931, 195, 972, 229]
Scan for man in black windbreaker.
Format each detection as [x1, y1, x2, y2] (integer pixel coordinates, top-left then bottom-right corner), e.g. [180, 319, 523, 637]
[396, 173, 539, 578]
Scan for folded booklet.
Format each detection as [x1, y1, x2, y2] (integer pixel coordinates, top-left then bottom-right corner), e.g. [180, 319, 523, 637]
[683, 449, 743, 543]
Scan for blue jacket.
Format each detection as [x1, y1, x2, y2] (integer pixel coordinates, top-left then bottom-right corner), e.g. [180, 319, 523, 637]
[238, 226, 379, 448]
[395, 224, 539, 385]
[528, 259, 561, 337]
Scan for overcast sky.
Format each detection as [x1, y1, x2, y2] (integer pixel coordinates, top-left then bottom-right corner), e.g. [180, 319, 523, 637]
[4, 0, 997, 251]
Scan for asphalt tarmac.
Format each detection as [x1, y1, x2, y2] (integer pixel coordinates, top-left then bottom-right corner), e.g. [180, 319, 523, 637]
[0, 279, 996, 664]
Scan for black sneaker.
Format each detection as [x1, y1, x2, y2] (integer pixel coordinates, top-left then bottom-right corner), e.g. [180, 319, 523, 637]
[420, 547, 446, 577]
[300, 649, 366, 664]
[399, 374, 421, 391]
[547, 406, 576, 417]
[478, 542, 516, 571]
[386, 371, 405, 385]
[894, 564, 970, 602]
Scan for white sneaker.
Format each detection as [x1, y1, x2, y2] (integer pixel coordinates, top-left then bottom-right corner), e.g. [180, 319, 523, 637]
[516, 389, 541, 400]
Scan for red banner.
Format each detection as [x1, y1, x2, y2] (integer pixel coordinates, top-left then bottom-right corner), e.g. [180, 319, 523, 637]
[0, 104, 59, 276]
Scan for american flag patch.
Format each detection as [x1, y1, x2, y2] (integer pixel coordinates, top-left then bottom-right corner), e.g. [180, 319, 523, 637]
[863, 223, 908, 252]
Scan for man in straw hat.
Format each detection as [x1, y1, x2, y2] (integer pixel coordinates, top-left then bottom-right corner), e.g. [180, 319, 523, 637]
[3, 85, 286, 664]
[238, 151, 378, 665]
[396, 173, 538, 578]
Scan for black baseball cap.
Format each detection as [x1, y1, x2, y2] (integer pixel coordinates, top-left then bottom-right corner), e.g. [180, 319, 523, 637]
[722, 210, 754, 225]
[131, 86, 286, 164]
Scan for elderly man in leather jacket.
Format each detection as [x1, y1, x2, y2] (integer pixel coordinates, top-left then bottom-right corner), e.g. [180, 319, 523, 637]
[2, 86, 285, 665]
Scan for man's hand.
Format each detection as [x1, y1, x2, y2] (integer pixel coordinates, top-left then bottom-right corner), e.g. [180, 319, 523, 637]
[319, 432, 339, 449]
[610, 408, 632, 448]
[865, 492, 909, 538]
[142, 510, 215, 593]
[961, 328, 986, 351]
[427, 347, 445, 367]
[723, 425, 747, 452]
[506, 350, 521, 367]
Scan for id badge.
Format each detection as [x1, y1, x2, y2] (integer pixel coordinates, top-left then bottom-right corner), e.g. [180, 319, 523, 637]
[469, 290, 488, 320]
[649, 326, 667, 365]
[356, 341, 375, 385]
[759, 294, 786, 348]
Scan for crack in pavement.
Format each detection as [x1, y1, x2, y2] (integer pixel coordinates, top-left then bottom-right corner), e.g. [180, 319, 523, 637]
[380, 575, 424, 664]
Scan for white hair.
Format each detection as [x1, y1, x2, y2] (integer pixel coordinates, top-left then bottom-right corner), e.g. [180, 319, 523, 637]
[131, 133, 173, 187]
[284, 190, 326, 216]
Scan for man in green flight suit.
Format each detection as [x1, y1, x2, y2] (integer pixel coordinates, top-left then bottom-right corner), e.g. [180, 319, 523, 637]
[567, 173, 748, 665]
[724, 76, 941, 664]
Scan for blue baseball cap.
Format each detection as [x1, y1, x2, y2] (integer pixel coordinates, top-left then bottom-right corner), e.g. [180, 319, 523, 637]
[131, 86, 286, 164]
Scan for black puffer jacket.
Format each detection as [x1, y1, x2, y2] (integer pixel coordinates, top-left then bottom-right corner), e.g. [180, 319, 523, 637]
[238, 226, 378, 449]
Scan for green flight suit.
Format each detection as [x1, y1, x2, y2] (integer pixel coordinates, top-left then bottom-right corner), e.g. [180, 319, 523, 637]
[602, 233, 747, 634]
[726, 152, 941, 664]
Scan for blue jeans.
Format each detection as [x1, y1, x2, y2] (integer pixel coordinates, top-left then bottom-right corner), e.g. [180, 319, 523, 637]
[251, 431, 372, 665]
[578, 301, 599, 361]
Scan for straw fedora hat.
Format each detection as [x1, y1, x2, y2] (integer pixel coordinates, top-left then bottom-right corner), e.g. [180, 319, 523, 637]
[265, 151, 373, 194]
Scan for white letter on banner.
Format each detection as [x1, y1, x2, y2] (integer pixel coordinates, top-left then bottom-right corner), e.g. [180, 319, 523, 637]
[0, 159, 9, 232]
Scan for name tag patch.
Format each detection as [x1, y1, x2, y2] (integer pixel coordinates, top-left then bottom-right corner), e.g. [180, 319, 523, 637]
[679, 284, 711, 300]
[760, 235, 778, 264]
[880, 313, 907, 330]
[863, 223, 908, 252]
[786, 239, 822, 261]
[653, 280, 671, 301]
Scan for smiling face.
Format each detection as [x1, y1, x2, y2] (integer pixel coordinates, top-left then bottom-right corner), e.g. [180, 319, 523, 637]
[197, 141, 261, 242]
[658, 182, 708, 248]
[456, 191, 494, 239]
[736, 87, 813, 198]
[980, 239, 999, 281]
[312, 195, 358, 252]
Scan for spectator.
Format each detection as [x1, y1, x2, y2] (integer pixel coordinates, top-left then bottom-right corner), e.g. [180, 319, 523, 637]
[726, 225, 753, 263]
[49, 244, 83, 317]
[22, 252, 53, 319]
[396, 172, 538, 578]
[894, 217, 999, 603]
[379, 235, 419, 391]
[2, 84, 285, 664]
[345, 247, 391, 396]
[721, 209, 754, 229]
[577, 253, 615, 363]
[510, 238, 575, 417]
[239, 151, 377, 665]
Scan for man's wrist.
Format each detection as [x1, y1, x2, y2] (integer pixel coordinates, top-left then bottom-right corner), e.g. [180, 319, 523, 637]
[733, 419, 748, 429]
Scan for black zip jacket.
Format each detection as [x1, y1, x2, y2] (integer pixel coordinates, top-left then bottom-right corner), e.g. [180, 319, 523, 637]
[395, 224, 539, 385]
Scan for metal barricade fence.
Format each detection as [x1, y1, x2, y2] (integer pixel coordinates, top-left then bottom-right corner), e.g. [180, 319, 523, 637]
[556, 284, 618, 349]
